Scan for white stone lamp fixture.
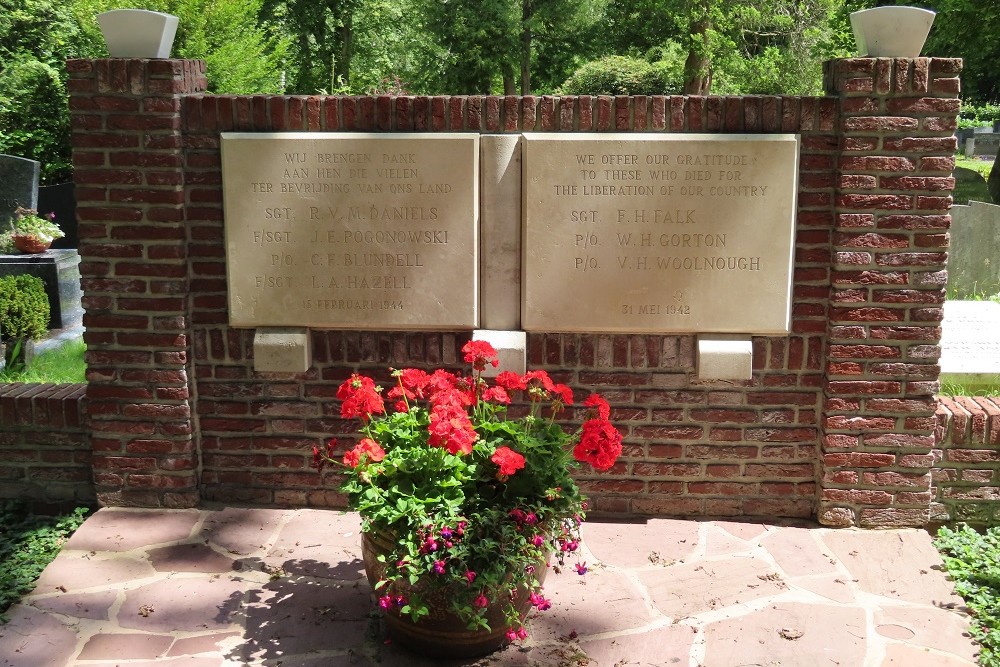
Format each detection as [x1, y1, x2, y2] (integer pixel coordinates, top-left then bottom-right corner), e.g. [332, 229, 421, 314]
[850, 6, 936, 58]
[97, 9, 179, 58]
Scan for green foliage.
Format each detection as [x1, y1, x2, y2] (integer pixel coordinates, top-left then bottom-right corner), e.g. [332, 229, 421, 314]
[916, 0, 1000, 105]
[939, 380, 1000, 398]
[710, 0, 851, 96]
[260, 0, 360, 93]
[935, 524, 1000, 665]
[416, 0, 521, 94]
[0, 274, 49, 342]
[0, 57, 72, 184]
[0, 501, 90, 622]
[959, 101, 1000, 130]
[0, 0, 90, 185]
[599, 0, 678, 57]
[415, 0, 604, 95]
[346, 0, 448, 94]
[71, 0, 289, 94]
[558, 54, 682, 96]
[0, 337, 86, 383]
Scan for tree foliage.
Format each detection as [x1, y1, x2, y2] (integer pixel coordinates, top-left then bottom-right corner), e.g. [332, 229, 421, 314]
[71, 0, 289, 93]
[0, 0, 85, 183]
[260, 0, 360, 93]
[417, 0, 604, 95]
[347, 0, 447, 94]
[913, 0, 1000, 104]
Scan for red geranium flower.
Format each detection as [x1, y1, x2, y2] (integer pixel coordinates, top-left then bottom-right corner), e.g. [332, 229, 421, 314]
[522, 370, 555, 392]
[495, 371, 526, 391]
[482, 386, 511, 404]
[462, 340, 499, 371]
[337, 374, 385, 421]
[398, 368, 431, 399]
[343, 438, 386, 467]
[491, 446, 526, 478]
[583, 394, 611, 420]
[573, 419, 623, 471]
[552, 383, 574, 405]
[428, 403, 477, 455]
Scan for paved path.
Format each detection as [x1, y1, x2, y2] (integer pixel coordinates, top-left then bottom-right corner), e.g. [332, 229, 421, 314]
[0, 507, 980, 666]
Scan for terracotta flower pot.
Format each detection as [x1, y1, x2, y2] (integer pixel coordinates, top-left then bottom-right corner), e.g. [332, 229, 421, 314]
[12, 234, 51, 254]
[361, 530, 544, 658]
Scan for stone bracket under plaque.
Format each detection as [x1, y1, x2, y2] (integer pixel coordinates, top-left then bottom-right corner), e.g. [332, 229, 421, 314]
[697, 334, 753, 380]
[473, 329, 526, 378]
[253, 327, 311, 374]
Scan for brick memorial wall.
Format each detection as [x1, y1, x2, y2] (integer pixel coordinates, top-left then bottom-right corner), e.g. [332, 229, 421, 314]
[1, 56, 987, 528]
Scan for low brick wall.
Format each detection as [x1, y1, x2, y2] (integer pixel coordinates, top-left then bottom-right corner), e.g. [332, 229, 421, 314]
[0, 383, 93, 509]
[3, 379, 1000, 525]
[935, 395, 1000, 524]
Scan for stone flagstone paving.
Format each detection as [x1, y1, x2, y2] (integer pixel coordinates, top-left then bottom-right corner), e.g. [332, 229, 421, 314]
[0, 507, 980, 666]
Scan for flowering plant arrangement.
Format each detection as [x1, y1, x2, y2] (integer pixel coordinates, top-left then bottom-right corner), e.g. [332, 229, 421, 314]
[315, 340, 623, 643]
[0, 207, 64, 253]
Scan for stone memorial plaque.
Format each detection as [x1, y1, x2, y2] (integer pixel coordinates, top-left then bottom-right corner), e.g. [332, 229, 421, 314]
[522, 134, 799, 334]
[222, 133, 479, 329]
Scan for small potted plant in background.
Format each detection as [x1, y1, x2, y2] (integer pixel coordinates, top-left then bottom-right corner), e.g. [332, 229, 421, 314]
[0, 274, 50, 372]
[0, 207, 64, 254]
[314, 341, 624, 658]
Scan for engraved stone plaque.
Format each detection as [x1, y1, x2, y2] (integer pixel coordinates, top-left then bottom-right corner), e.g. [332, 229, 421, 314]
[222, 133, 479, 329]
[522, 134, 799, 334]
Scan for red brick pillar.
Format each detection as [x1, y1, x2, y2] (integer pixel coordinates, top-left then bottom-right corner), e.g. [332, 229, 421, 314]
[819, 58, 961, 527]
[68, 59, 208, 507]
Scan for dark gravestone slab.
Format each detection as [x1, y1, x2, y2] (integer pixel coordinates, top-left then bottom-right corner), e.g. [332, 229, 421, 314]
[0, 154, 40, 225]
[0, 250, 83, 330]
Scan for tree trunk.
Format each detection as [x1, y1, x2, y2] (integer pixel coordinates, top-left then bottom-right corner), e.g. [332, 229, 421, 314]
[502, 64, 517, 95]
[683, 7, 712, 95]
[334, 14, 353, 89]
[520, 0, 533, 95]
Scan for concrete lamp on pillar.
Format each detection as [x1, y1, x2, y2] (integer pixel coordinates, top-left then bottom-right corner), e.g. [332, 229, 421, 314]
[97, 10, 179, 58]
[850, 7, 936, 58]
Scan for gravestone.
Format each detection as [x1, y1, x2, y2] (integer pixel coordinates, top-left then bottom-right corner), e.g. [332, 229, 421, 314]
[940, 300, 1000, 391]
[965, 133, 1000, 157]
[0, 154, 40, 226]
[948, 201, 1000, 298]
[0, 250, 83, 330]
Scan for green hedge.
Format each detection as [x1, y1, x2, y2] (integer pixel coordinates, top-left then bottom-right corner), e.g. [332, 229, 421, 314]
[558, 55, 680, 96]
[0, 274, 49, 341]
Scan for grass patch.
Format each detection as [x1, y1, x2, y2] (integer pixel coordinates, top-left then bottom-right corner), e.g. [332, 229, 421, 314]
[0, 501, 90, 622]
[0, 338, 86, 383]
[940, 381, 1000, 398]
[936, 524, 1000, 666]
[946, 286, 1000, 302]
[954, 155, 995, 206]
